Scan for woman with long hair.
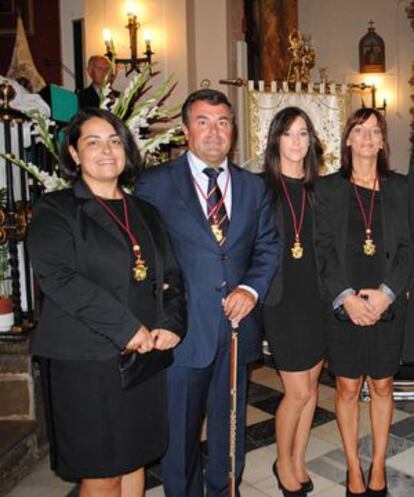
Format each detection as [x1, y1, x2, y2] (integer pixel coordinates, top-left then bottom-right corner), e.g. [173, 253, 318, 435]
[263, 106, 327, 497]
[315, 108, 412, 497]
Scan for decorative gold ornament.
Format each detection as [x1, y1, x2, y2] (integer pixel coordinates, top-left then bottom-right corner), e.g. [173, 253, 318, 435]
[363, 238, 376, 256]
[287, 29, 315, 85]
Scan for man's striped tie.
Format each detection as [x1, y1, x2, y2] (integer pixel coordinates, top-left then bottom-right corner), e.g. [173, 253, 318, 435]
[203, 167, 229, 245]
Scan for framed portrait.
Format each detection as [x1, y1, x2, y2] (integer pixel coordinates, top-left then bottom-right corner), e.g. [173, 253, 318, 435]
[0, 0, 34, 37]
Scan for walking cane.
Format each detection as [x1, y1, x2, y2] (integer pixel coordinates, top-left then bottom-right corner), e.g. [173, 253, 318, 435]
[229, 320, 239, 497]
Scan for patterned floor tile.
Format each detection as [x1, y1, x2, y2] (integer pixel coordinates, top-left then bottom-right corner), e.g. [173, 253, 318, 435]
[305, 435, 338, 461]
[375, 466, 414, 497]
[243, 446, 275, 485]
[390, 415, 414, 439]
[358, 433, 414, 460]
[312, 483, 346, 497]
[245, 419, 275, 452]
[307, 455, 347, 484]
[247, 381, 281, 404]
[308, 419, 344, 447]
[387, 445, 414, 477]
[249, 392, 283, 415]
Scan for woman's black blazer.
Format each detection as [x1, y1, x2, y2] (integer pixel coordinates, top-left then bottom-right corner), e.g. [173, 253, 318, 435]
[28, 180, 186, 361]
[402, 167, 414, 363]
[314, 171, 413, 304]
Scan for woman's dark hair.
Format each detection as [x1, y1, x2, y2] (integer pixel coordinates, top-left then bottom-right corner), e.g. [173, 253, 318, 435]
[340, 107, 390, 179]
[263, 106, 323, 205]
[59, 107, 143, 187]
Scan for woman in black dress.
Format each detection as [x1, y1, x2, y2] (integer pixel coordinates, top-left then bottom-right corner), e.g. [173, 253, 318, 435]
[263, 107, 327, 497]
[28, 108, 186, 497]
[315, 108, 412, 497]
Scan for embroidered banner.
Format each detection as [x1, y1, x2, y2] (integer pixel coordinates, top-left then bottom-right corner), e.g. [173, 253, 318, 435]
[243, 84, 350, 174]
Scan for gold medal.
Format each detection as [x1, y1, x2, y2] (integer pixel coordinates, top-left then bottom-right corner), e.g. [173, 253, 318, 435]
[363, 228, 376, 256]
[133, 245, 148, 281]
[363, 238, 376, 256]
[211, 221, 224, 242]
[133, 257, 148, 281]
[291, 241, 304, 259]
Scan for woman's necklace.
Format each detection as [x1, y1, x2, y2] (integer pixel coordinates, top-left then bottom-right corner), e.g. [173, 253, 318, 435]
[94, 194, 148, 281]
[280, 177, 306, 259]
[351, 174, 378, 256]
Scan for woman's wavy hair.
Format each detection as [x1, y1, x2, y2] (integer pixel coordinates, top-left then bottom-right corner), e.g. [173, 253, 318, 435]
[340, 107, 390, 179]
[263, 106, 323, 205]
[59, 107, 143, 187]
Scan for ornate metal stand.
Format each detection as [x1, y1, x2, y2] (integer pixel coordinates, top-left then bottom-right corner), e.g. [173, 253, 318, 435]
[0, 81, 35, 335]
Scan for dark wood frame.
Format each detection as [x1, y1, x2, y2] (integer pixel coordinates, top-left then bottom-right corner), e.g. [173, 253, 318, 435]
[0, 0, 34, 37]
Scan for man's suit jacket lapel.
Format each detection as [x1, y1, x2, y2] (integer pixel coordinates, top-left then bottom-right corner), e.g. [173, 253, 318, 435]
[225, 163, 244, 247]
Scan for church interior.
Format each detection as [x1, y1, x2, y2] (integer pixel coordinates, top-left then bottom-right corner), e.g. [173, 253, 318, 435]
[0, 1, 414, 496]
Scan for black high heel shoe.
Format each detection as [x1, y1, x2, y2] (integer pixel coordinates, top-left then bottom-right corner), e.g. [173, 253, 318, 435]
[300, 477, 314, 493]
[366, 464, 388, 497]
[346, 467, 367, 497]
[272, 461, 306, 497]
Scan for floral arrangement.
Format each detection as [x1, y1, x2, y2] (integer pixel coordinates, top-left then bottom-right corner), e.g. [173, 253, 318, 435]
[1, 64, 184, 192]
[102, 65, 184, 165]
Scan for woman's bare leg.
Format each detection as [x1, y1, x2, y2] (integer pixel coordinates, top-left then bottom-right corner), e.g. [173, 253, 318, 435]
[367, 376, 393, 490]
[79, 476, 122, 497]
[275, 369, 314, 490]
[292, 360, 324, 482]
[335, 376, 365, 493]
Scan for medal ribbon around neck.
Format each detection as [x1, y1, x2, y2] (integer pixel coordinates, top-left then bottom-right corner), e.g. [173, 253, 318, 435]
[94, 194, 148, 281]
[280, 176, 306, 259]
[192, 168, 231, 242]
[351, 174, 378, 256]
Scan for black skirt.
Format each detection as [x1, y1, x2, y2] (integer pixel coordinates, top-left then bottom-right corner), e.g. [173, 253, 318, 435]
[328, 299, 406, 379]
[38, 356, 168, 481]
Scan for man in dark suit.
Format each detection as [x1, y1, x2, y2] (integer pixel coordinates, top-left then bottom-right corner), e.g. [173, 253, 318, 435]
[78, 55, 112, 108]
[135, 89, 280, 497]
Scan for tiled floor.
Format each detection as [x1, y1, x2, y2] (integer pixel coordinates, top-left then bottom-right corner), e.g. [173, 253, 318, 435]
[5, 362, 414, 497]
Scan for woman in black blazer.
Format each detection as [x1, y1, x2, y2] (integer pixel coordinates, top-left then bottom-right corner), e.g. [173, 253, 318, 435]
[262, 107, 327, 497]
[315, 108, 412, 497]
[28, 108, 186, 497]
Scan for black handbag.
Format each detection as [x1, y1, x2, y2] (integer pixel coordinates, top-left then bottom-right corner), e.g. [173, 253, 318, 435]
[118, 349, 173, 390]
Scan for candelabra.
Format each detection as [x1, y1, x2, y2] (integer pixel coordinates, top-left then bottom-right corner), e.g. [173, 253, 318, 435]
[104, 12, 154, 76]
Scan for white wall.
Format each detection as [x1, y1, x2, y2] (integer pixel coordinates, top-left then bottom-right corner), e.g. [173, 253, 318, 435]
[59, 0, 84, 90]
[299, 0, 414, 173]
[189, 0, 230, 93]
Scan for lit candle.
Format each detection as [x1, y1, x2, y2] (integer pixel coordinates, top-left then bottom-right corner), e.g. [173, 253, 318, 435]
[125, 1, 138, 17]
[103, 28, 111, 50]
[143, 29, 152, 52]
